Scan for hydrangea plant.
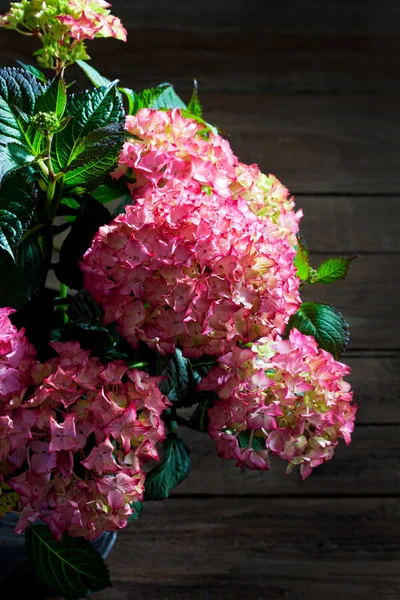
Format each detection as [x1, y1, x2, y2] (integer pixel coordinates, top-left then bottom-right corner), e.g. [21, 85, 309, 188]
[0, 1, 357, 597]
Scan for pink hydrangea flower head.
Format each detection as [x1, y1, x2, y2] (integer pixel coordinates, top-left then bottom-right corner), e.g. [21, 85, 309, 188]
[57, 0, 127, 42]
[81, 184, 301, 358]
[199, 329, 356, 478]
[0, 338, 169, 541]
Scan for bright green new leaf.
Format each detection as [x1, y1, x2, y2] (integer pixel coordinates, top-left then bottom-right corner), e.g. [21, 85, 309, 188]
[294, 234, 310, 281]
[76, 59, 111, 88]
[151, 83, 187, 110]
[284, 302, 350, 359]
[314, 256, 358, 285]
[26, 525, 111, 600]
[144, 434, 191, 501]
[36, 74, 67, 118]
[0, 175, 37, 260]
[52, 82, 124, 172]
[187, 79, 202, 117]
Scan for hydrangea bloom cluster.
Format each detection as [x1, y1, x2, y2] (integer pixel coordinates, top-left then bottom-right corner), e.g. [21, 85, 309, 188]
[81, 184, 300, 358]
[115, 108, 301, 245]
[82, 108, 301, 357]
[198, 328, 356, 479]
[0, 309, 169, 541]
[0, 0, 126, 69]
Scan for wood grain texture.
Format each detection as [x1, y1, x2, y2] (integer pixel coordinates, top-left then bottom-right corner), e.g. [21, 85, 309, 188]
[296, 196, 400, 253]
[91, 497, 400, 600]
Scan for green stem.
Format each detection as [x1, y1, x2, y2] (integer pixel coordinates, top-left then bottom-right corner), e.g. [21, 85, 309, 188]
[59, 283, 68, 299]
[44, 133, 57, 218]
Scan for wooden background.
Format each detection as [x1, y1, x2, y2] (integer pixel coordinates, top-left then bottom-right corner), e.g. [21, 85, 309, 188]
[1, 0, 400, 598]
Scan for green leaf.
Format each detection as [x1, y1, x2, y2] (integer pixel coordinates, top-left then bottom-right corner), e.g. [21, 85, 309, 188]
[68, 289, 107, 331]
[36, 74, 67, 118]
[52, 82, 124, 172]
[123, 85, 169, 116]
[238, 430, 266, 451]
[0, 142, 36, 182]
[76, 60, 111, 88]
[0, 224, 47, 310]
[284, 302, 350, 359]
[63, 123, 127, 189]
[158, 349, 195, 405]
[187, 79, 202, 117]
[0, 67, 45, 175]
[187, 392, 216, 432]
[151, 83, 187, 110]
[55, 195, 111, 289]
[16, 61, 47, 83]
[0, 174, 37, 259]
[294, 234, 310, 281]
[314, 256, 358, 285]
[26, 525, 111, 600]
[144, 434, 190, 500]
[90, 180, 130, 204]
[127, 501, 143, 524]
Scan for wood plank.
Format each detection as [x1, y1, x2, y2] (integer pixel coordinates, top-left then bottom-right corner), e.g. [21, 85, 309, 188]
[92, 497, 400, 600]
[295, 196, 400, 253]
[202, 93, 400, 194]
[298, 254, 398, 349]
[2, 30, 400, 95]
[173, 424, 400, 497]
[84, 1, 400, 34]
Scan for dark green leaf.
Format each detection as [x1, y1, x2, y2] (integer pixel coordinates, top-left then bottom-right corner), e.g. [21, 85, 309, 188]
[294, 234, 310, 281]
[284, 302, 350, 359]
[0, 142, 36, 182]
[0, 224, 47, 310]
[187, 392, 216, 432]
[55, 195, 111, 289]
[127, 501, 143, 524]
[238, 430, 266, 451]
[314, 256, 358, 285]
[68, 289, 107, 331]
[36, 74, 67, 118]
[63, 123, 126, 189]
[158, 349, 195, 405]
[76, 60, 111, 88]
[16, 61, 47, 83]
[187, 79, 202, 117]
[26, 525, 111, 600]
[144, 434, 190, 500]
[52, 82, 124, 172]
[0, 67, 45, 175]
[0, 174, 37, 259]
[151, 83, 187, 110]
[90, 180, 130, 205]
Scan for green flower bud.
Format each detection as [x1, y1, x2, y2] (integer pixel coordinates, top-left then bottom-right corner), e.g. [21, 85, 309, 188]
[30, 111, 60, 132]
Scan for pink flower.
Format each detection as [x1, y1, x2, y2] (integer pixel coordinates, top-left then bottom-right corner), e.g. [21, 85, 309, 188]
[81, 438, 122, 475]
[81, 184, 300, 358]
[199, 329, 356, 478]
[0, 327, 169, 541]
[49, 414, 85, 452]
